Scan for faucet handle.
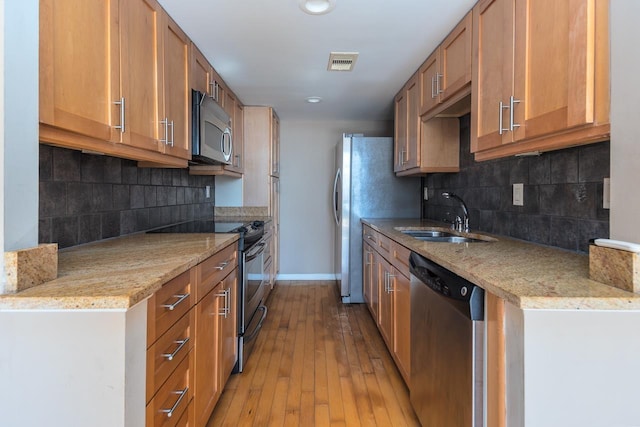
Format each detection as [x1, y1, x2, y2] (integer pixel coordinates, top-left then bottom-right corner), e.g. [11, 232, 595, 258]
[454, 216, 463, 232]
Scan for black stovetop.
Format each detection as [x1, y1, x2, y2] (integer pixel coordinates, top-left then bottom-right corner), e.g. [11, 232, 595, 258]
[147, 219, 265, 250]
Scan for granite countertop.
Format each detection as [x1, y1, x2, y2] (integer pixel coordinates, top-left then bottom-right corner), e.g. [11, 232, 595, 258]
[0, 233, 239, 310]
[362, 218, 640, 310]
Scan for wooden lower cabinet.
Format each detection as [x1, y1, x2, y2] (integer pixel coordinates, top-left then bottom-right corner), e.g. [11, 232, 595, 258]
[148, 242, 239, 427]
[392, 269, 411, 385]
[194, 265, 238, 426]
[485, 291, 506, 427]
[362, 225, 411, 385]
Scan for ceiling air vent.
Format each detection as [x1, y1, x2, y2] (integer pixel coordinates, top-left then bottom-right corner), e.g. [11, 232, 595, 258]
[327, 52, 359, 72]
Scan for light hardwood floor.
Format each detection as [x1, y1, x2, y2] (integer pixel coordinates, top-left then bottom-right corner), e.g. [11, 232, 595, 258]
[207, 281, 420, 426]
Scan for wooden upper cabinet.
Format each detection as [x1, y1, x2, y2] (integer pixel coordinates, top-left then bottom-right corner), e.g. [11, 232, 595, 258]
[406, 74, 421, 170]
[470, 0, 514, 152]
[191, 45, 214, 96]
[419, 51, 440, 116]
[160, 15, 191, 160]
[229, 102, 245, 173]
[472, 0, 610, 160]
[39, 0, 120, 143]
[119, 0, 163, 153]
[420, 11, 473, 118]
[394, 89, 408, 173]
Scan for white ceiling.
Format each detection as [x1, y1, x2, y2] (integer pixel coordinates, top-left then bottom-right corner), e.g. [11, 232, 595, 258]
[158, 0, 476, 121]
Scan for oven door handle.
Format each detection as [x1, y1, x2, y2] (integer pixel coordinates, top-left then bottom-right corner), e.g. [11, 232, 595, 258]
[243, 305, 267, 343]
[245, 242, 266, 262]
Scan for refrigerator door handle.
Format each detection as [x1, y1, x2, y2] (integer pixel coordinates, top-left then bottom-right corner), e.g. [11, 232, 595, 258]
[333, 168, 341, 226]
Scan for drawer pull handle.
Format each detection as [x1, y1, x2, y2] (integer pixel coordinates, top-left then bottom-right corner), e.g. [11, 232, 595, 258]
[160, 387, 188, 418]
[162, 337, 190, 361]
[214, 261, 230, 271]
[160, 293, 190, 311]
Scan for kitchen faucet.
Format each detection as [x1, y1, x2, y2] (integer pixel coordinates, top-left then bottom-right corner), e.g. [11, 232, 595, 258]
[442, 192, 470, 233]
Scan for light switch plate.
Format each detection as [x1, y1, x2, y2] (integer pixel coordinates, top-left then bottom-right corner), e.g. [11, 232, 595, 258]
[423, 187, 429, 200]
[205, 185, 211, 199]
[513, 183, 524, 206]
[603, 178, 610, 209]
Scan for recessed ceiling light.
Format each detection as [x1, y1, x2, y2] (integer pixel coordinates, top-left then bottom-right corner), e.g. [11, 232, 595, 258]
[305, 96, 322, 103]
[298, 0, 336, 15]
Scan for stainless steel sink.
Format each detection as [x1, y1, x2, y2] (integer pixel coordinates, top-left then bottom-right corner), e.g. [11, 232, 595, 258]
[401, 230, 456, 238]
[399, 229, 494, 243]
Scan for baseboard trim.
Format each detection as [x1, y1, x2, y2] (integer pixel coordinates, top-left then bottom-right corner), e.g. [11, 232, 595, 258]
[276, 274, 337, 281]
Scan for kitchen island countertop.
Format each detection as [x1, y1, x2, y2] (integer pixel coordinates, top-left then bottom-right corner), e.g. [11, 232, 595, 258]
[362, 218, 640, 310]
[0, 233, 239, 310]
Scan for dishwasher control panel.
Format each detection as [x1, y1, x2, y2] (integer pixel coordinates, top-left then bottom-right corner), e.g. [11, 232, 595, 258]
[409, 252, 484, 321]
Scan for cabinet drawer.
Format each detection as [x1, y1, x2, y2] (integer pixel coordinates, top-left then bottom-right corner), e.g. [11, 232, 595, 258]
[147, 309, 195, 402]
[196, 243, 238, 301]
[148, 270, 194, 346]
[363, 225, 378, 246]
[377, 233, 392, 260]
[174, 401, 194, 427]
[146, 353, 193, 427]
[390, 241, 411, 278]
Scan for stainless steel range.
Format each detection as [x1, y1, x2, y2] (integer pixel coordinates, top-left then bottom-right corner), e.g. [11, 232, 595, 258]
[149, 219, 267, 372]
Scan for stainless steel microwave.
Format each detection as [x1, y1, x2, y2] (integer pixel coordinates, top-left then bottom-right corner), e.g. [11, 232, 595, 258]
[191, 89, 233, 165]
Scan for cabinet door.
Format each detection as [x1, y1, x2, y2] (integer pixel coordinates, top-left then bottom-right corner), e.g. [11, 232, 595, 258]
[120, 0, 163, 153]
[270, 177, 280, 274]
[233, 103, 245, 173]
[39, 0, 120, 143]
[191, 45, 213, 96]
[419, 51, 440, 115]
[406, 74, 421, 170]
[512, 0, 596, 142]
[270, 111, 280, 177]
[393, 90, 408, 172]
[161, 15, 191, 160]
[471, 0, 515, 152]
[393, 269, 411, 385]
[194, 284, 222, 426]
[378, 256, 394, 348]
[219, 270, 238, 389]
[439, 11, 473, 102]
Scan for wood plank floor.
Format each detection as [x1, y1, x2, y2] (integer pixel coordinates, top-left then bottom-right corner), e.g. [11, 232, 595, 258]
[207, 281, 420, 427]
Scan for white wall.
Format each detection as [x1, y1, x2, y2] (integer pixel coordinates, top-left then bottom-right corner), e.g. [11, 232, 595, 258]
[3, 0, 38, 253]
[278, 119, 392, 278]
[610, 1, 640, 244]
[214, 175, 243, 206]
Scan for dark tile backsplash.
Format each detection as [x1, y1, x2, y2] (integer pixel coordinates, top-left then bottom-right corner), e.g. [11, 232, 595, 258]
[423, 114, 609, 253]
[39, 145, 215, 248]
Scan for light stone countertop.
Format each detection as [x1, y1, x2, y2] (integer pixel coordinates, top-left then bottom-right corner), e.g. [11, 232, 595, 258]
[362, 218, 640, 310]
[0, 233, 239, 310]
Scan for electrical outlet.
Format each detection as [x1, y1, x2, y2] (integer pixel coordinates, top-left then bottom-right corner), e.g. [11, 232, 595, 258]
[423, 187, 429, 200]
[603, 178, 610, 209]
[205, 185, 211, 199]
[513, 183, 524, 206]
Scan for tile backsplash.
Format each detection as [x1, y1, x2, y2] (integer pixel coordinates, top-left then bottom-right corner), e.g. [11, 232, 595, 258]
[423, 114, 609, 253]
[39, 145, 215, 248]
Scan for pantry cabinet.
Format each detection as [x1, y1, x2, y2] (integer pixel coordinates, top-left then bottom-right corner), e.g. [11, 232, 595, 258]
[244, 107, 281, 275]
[471, 0, 610, 160]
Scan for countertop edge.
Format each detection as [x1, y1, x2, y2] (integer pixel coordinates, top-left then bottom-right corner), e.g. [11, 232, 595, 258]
[362, 218, 640, 311]
[0, 233, 240, 311]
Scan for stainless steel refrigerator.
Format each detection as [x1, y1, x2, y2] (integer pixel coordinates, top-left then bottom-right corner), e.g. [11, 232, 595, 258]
[333, 134, 421, 303]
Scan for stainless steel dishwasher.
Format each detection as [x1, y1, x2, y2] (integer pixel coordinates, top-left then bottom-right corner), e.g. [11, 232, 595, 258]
[409, 252, 484, 427]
